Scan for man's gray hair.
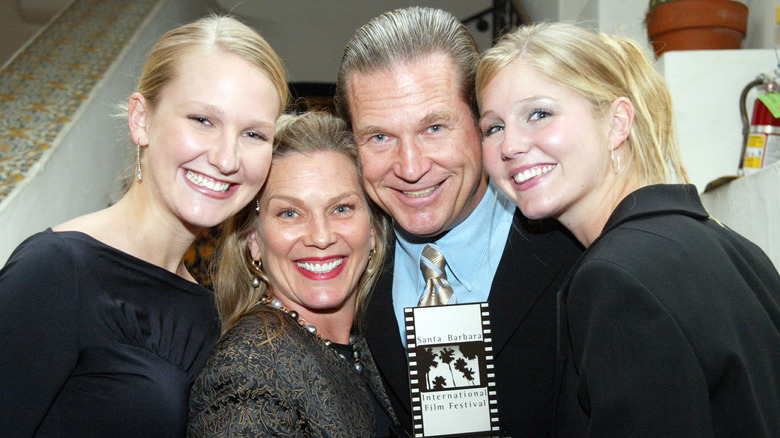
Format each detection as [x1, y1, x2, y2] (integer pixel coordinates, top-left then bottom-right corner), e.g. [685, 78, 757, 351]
[334, 6, 480, 125]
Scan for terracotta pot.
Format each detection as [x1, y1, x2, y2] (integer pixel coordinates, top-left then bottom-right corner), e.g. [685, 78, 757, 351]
[646, 0, 748, 58]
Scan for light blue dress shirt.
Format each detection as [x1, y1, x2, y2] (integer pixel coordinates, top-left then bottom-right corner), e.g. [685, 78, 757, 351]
[392, 181, 516, 345]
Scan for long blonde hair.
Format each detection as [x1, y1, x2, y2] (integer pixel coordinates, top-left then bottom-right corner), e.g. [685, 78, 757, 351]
[213, 111, 390, 336]
[477, 22, 688, 185]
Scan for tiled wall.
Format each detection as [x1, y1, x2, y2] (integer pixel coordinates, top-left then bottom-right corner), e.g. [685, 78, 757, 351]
[0, 0, 212, 264]
[0, 0, 158, 202]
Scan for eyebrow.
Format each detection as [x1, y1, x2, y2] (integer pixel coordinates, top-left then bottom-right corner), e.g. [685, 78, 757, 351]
[354, 125, 383, 139]
[354, 109, 455, 139]
[266, 191, 362, 206]
[422, 109, 453, 126]
[190, 103, 275, 130]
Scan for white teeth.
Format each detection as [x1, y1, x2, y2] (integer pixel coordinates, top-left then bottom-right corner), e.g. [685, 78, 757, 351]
[186, 170, 230, 192]
[297, 258, 344, 274]
[404, 185, 438, 198]
[512, 165, 555, 184]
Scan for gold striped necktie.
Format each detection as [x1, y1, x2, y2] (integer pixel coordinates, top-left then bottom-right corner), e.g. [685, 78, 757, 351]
[418, 244, 455, 306]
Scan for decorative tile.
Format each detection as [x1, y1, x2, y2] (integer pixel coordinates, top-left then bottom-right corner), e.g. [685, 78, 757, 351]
[0, 0, 157, 201]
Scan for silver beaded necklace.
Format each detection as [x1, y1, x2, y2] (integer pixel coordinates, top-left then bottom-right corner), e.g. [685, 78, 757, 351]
[257, 295, 363, 372]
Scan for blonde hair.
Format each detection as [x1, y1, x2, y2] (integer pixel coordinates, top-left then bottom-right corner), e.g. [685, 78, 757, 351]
[139, 14, 287, 113]
[213, 111, 390, 336]
[335, 6, 480, 124]
[477, 22, 688, 185]
[117, 15, 289, 195]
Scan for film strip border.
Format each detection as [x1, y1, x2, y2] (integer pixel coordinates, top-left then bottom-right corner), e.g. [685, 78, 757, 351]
[405, 307, 420, 435]
[481, 302, 501, 435]
[406, 302, 501, 437]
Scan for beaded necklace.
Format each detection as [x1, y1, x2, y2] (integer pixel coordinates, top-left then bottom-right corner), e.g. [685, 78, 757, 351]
[258, 295, 363, 372]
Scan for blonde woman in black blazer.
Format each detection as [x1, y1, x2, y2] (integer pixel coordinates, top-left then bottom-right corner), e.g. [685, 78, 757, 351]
[477, 22, 780, 436]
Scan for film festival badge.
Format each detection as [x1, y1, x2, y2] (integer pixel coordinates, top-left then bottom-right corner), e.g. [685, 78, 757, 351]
[405, 302, 501, 437]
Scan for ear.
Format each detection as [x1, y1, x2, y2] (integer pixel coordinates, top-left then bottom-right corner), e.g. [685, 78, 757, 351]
[608, 97, 634, 150]
[369, 226, 376, 253]
[128, 92, 149, 146]
[248, 230, 263, 261]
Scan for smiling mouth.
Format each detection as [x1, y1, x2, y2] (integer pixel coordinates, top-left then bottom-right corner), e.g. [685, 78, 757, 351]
[296, 258, 344, 274]
[512, 165, 556, 184]
[403, 184, 439, 198]
[186, 170, 231, 192]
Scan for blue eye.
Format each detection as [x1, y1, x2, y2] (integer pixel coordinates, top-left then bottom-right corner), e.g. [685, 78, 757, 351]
[483, 124, 504, 137]
[245, 131, 269, 142]
[428, 124, 442, 133]
[334, 204, 354, 214]
[189, 116, 212, 126]
[279, 209, 298, 218]
[529, 109, 552, 122]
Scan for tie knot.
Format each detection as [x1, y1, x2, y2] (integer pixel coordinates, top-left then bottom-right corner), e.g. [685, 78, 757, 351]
[419, 244, 454, 307]
[421, 244, 446, 276]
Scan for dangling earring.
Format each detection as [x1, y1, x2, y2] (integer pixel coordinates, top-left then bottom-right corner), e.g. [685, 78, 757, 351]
[255, 197, 260, 213]
[610, 143, 621, 174]
[368, 248, 375, 262]
[251, 259, 263, 288]
[136, 143, 143, 181]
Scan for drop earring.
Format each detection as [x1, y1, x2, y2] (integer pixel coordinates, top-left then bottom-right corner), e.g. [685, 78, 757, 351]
[251, 259, 263, 288]
[136, 143, 143, 181]
[610, 143, 621, 174]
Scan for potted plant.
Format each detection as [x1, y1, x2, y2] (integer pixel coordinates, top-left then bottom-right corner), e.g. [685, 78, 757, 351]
[645, 0, 749, 58]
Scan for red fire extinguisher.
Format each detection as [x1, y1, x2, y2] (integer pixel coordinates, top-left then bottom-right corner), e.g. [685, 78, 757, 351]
[740, 74, 780, 175]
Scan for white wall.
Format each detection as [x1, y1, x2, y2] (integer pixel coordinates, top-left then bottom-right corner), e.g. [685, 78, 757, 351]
[702, 161, 780, 267]
[744, 0, 780, 48]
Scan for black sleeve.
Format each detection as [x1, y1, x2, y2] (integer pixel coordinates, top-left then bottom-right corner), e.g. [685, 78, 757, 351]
[0, 233, 80, 436]
[567, 259, 714, 437]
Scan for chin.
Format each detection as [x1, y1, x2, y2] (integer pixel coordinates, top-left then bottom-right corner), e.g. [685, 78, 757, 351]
[186, 215, 228, 230]
[518, 202, 556, 221]
[396, 214, 449, 237]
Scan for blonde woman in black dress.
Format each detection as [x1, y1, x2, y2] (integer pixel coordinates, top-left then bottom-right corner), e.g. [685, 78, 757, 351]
[0, 15, 287, 437]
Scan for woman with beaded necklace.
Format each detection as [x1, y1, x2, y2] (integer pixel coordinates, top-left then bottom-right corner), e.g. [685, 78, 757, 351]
[188, 111, 397, 437]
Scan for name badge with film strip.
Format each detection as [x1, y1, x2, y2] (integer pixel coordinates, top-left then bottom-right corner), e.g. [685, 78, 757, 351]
[405, 302, 501, 437]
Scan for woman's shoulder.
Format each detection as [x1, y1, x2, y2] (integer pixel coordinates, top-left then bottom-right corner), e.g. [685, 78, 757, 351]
[211, 310, 304, 362]
[3, 229, 84, 276]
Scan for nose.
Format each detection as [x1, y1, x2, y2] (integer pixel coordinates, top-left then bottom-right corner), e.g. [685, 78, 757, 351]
[305, 214, 337, 249]
[393, 138, 430, 182]
[500, 127, 531, 161]
[209, 135, 240, 174]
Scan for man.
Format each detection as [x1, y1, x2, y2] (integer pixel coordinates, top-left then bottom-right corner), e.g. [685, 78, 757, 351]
[335, 7, 582, 437]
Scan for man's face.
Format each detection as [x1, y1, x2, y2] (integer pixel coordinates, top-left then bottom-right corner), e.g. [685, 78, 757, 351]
[348, 54, 487, 238]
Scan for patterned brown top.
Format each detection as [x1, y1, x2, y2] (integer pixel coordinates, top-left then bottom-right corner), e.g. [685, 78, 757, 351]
[188, 308, 397, 437]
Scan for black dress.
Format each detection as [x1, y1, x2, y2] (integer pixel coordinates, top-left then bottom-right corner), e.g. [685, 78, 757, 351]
[0, 229, 220, 437]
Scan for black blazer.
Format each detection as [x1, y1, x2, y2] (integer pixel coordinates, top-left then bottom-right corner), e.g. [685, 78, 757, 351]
[365, 209, 583, 437]
[554, 184, 780, 437]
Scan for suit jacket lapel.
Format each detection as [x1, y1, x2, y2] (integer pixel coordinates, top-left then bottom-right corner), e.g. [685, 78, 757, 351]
[489, 210, 576, 355]
[365, 249, 412, 419]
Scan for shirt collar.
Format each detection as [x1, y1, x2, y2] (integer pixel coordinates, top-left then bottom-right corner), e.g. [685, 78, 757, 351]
[396, 182, 513, 291]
